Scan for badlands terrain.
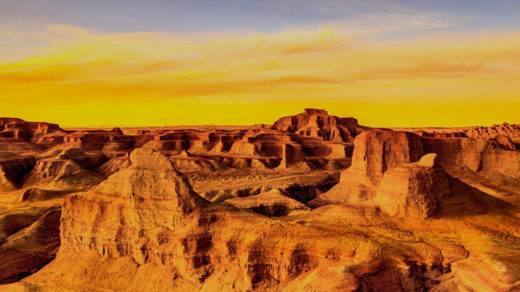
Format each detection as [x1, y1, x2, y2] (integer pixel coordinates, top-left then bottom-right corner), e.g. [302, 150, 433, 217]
[0, 108, 519, 291]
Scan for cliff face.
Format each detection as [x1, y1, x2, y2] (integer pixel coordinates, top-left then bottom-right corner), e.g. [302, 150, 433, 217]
[317, 128, 520, 205]
[317, 130, 424, 203]
[0, 156, 35, 191]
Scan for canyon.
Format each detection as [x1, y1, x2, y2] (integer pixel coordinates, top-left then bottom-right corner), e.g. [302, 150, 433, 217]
[0, 109, 519, 291]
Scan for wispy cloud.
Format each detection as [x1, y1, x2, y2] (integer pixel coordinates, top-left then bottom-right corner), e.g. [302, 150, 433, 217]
[1, 23, 520, 126]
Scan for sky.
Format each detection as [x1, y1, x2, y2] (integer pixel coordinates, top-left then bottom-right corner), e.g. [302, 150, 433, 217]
[1, 0, 520, 127]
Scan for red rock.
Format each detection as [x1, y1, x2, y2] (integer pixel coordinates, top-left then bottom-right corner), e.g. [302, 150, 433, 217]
[272, 108, 366, 142]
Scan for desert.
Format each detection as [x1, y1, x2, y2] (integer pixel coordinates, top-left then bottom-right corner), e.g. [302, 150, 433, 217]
[2, 1, 520, 291]
[0, 109, 518, 291]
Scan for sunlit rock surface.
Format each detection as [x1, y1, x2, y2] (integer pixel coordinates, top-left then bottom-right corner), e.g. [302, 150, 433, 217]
[0, 110, 519, 291]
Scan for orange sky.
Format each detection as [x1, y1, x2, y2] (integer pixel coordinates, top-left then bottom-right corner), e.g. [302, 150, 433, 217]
[1, 24, 520, 127]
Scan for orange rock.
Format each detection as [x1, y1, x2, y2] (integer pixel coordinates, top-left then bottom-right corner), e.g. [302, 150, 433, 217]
[1, 113, 520, 291]
[0, 156, 35, 191]
[223, 188, 309, 216]
[272, 108, 366, 142]
[316, 130, 424, 204]
[0, 208, 61, 284]
[375, 154, 450, 218]
[96, 154, 131, 176]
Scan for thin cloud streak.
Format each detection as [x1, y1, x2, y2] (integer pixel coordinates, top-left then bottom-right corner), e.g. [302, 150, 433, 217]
[0, 24, 519, 127]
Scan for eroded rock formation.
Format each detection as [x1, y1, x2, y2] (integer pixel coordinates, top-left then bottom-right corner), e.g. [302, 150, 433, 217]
[375, 154, 450, 218]
[317, 130, 424, 204]
[272, 108, 366, 142]
[0, 111, 520, 291]
[223, 188, 310, 216]
[15, 149, 373, 290]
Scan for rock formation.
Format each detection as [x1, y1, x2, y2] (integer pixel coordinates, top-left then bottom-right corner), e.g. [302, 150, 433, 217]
[0, 112, 520, 291]
[0, 208, 61, 284]
[374, 153, 450, 218]
[272, 108, 366, 142]
[14, 149, 373, 290]
[317, 130, 424, 204]
[0, 156, 35, 191]
[10, 146, 518, 291]
[395, 122, 520, 141]
[96, 154, 131, 176]
[223, 188, 310, 216]
[317, 128, 520, 206]
[23, 158, 104, 190]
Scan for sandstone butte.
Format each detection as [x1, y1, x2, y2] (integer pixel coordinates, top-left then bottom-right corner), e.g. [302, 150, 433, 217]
[0, 109, 519, 291]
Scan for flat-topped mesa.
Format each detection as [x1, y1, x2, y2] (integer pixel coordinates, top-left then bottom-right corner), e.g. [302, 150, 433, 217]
[0, 118, 64, 142]
[63, 131, 133, 152]
[303, 108, 329, 115]
[272, 108, 365, 142]
[411, 122, 520, 140]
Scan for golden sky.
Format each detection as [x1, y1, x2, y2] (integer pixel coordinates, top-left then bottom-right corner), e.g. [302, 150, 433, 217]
[1, 23, 520, 127]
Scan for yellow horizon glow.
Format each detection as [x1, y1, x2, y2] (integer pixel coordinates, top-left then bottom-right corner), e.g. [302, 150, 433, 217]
[1, 25, 520, 128]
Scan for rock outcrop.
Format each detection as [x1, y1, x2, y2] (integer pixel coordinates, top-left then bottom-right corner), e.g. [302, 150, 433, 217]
[0, 156, 36, 191]
[19, 149, 375, 291]
[396, 122, 520, 141]
[463, 122, 520, 139]
[272, 108, 366, 142]
[0, 118, 63, 142]
[317, 128, 520, 206]
[317, 130, 424, 203]
[223, 188, 310, 216]
[374, 154, 450, 218]
[14, 146, 518, 291]
[23, 158, 104, 191]
[0, 208, 61, 284]
[95, 154, 131, 177]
